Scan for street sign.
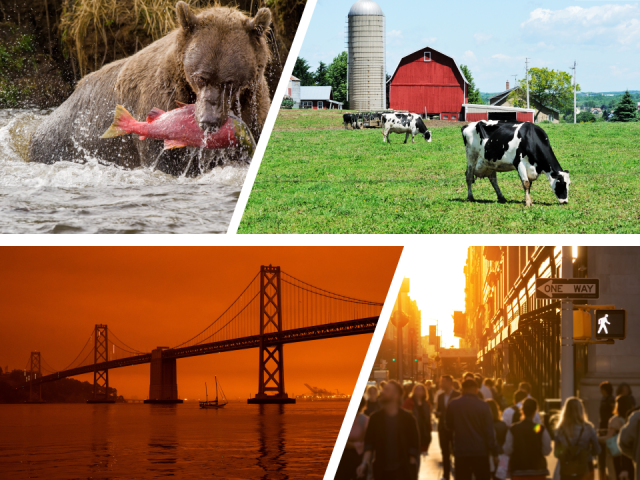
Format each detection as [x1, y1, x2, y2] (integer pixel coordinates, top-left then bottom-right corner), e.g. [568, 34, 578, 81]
[595, 309, 626, 339]
[535, 278, 599, 299]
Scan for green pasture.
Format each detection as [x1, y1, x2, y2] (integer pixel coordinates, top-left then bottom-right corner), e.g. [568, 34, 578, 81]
[239, 109, 640, 233]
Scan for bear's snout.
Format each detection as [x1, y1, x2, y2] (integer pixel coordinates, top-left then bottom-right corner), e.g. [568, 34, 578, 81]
[197, 107, 225, 133]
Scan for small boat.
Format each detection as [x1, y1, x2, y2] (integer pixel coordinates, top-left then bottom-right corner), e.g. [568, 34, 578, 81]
[199, 376, 228, 409]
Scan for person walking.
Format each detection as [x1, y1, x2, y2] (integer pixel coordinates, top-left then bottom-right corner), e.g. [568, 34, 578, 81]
[554, 397, 601, 480]
[602, 395, 636, 480]
[599, 382, 616, 480]
[446, 378, 499, 480]
[503, 390, 541, 427]
[336, 398, 369, 480]
[617, 383, 637, 410]
[503, 398, 551, 480]
[364, 385, 381, 416]
[619, 408, 640, 475]
[403, 383, 433, 455]
[357, 380, 420, 480]
[487, 399, 509, 480]
[480, 377, 494, 401]
[434, 375, 461, 480]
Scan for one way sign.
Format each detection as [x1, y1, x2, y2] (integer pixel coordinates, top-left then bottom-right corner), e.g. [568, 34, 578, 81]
[535, 278, 600, 299]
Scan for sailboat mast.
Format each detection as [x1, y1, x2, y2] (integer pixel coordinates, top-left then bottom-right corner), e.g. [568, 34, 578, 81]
[205, 382, 208, 402]
[215, 376, 218, 402]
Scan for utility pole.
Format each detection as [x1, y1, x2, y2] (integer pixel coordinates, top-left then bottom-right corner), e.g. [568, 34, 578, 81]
[512, 75, 518, 88]
[570, 61, 577, 124]
[561, 246, 574, 404]
[525, 58, 530, 109]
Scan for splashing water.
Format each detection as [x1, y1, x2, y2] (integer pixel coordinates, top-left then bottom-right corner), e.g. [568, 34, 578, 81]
[0, 108, 247, 233]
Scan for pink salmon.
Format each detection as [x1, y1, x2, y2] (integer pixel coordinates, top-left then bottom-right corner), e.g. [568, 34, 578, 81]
[100, 102, 255, 155]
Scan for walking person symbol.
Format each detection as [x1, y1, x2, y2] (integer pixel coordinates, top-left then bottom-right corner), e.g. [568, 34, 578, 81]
[598, 314, 610, 334]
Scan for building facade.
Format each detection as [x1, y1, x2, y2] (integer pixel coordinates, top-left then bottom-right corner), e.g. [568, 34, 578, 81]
[388, 46, 468, 119]
[462, 246, 640, 420]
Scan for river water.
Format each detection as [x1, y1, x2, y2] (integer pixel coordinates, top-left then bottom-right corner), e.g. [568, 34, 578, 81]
[0, 108, 247, 233]
[0, 401, 346, 479]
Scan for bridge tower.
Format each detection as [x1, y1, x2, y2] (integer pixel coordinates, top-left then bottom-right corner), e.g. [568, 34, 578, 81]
[248, 265, 295, 404]
[28, 351, 43, 403]
[87, 324, 115, 404]
[144, 347, 183, 404]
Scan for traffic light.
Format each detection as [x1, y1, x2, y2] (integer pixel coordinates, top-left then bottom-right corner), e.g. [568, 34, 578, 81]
[573, 310, 591, 340]
[414, 358, 417, 362]
[595, 309, 626, 340]
[392, 358, 396, 362]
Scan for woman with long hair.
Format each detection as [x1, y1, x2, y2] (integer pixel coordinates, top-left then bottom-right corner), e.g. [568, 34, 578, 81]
[403, 383, 433, 455]
[487, 399, 509, 480]
[335, 397, 369, 480]
[555, 397, 601, 480]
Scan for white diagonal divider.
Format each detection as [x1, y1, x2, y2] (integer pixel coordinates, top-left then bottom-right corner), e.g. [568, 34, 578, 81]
[227, 0, 319, 234]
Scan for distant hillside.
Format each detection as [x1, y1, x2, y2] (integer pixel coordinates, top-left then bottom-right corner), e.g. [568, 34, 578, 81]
[0, 370, 122, 403]
[479, 90, 640, 110]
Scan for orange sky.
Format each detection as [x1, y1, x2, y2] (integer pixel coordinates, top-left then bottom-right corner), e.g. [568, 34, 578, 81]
[0, 247, 402, 400]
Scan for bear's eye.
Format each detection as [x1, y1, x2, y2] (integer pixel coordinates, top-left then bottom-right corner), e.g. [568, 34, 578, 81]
[194, 76, 206, 88]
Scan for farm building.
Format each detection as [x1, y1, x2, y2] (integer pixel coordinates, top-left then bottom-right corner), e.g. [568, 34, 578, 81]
[388, 46, 468, 119]
[463, 104, 535, 123]
[489, 81, 559, 122]
[299, 86, 343, 109]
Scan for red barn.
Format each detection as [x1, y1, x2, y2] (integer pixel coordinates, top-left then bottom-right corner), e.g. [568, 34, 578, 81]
[389, 46, 468, 121]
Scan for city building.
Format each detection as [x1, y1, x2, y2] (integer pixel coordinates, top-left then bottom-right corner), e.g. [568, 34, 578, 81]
[461, 246, 640, 421]
[381, 278, 423, 380]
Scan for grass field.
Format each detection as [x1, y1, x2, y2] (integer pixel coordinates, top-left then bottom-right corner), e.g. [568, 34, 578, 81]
[238, 109, 640, 233]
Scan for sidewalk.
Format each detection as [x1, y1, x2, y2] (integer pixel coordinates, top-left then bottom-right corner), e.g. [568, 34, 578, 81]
[419, 432, 559, 480]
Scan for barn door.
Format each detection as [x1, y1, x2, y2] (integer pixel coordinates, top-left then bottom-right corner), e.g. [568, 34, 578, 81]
[488, 112, 517, 122]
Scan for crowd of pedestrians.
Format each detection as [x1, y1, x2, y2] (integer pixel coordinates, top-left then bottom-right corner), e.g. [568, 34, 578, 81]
[336, 374, 640, 480]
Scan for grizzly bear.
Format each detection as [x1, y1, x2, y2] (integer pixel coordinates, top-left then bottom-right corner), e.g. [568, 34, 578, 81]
[29, 2, 272, 176]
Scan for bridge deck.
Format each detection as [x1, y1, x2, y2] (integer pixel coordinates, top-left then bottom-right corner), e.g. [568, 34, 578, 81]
[30, 317, 378, 385]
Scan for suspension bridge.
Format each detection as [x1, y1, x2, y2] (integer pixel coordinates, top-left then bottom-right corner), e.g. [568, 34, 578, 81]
[22, 266, 383, 405]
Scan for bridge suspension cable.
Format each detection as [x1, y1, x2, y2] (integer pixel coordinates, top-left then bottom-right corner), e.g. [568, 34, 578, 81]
[171, 269, 384, 350]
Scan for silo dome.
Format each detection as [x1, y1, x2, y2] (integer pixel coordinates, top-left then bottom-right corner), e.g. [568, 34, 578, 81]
[347, 0, 386, 111]
[348, 0, 384, 16]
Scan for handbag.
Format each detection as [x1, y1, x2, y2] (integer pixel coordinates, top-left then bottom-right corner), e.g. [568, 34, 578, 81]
[606, 434, 621, 457]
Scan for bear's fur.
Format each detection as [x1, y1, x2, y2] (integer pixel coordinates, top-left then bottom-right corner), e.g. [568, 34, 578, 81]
[28, 2, 271, 176]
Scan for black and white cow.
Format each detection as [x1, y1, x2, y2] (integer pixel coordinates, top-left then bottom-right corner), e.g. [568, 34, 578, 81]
[343, 113, 358, 130]
[461, 120, 570, 206]
[381, 113, 432, 144]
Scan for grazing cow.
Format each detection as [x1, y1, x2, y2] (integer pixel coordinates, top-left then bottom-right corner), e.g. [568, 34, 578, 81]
[461, 120, 570, 206]
[343, 113, 360, 130]
[381, 113, 432, 144]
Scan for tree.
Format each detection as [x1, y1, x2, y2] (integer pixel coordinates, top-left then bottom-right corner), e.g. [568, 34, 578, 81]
[460, 64, 482, 104]
[292, 57, 315, 86]
[326, 51, 348, 106]
[314, 61, 329, 86]
[611, 90, 639, 122]
[576, 111, 595, 123]
[510, 67, 578, 121]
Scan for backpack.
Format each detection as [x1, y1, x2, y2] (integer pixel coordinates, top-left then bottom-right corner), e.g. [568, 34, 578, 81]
[557, 426, 590, 478]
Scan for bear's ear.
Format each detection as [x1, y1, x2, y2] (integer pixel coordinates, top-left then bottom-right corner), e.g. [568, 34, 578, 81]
[176, 1, 198, 33]
[245, 8, 271, 37]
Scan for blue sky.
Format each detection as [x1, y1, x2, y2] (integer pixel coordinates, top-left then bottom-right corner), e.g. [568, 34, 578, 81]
[299, 0, 640, 93]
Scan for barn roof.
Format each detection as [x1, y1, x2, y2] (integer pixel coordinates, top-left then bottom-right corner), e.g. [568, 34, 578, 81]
[388, 46, 469, 86]
[300, 86, 333, 100]
[489, 87, 518, 105]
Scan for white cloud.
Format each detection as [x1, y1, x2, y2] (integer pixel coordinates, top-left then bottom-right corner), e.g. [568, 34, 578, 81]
[421, 36, 437, 45]
[521, 4, 640, 47]
[461, 50, 477, 63]
[491, 53, 512, 61]
[473, 33, 492, 44]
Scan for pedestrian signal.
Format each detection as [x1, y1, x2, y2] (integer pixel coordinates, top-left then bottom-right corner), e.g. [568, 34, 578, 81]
[594, 309, 626, 340]
[573, 310, 591, 340]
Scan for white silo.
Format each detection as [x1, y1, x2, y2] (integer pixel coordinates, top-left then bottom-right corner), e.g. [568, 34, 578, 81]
[347, 0, 386, 111]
